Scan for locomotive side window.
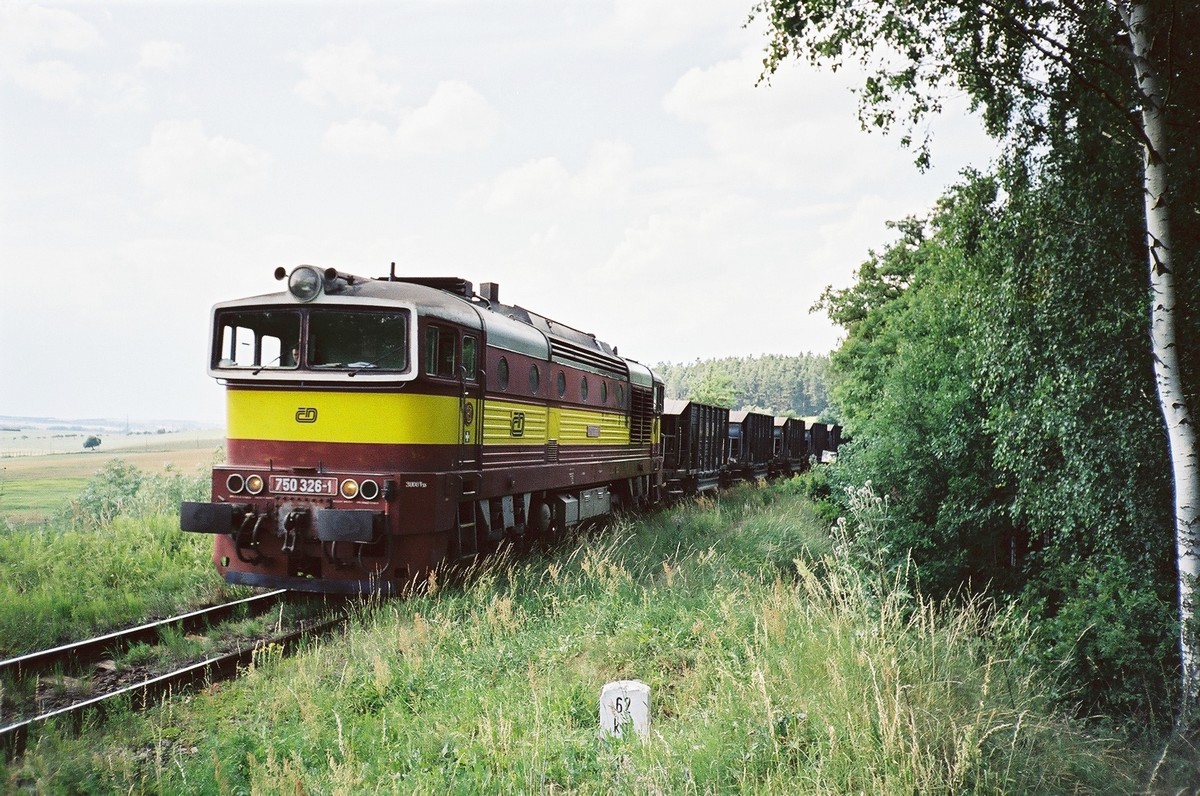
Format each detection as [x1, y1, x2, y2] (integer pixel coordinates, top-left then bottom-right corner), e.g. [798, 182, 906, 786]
[215, 310, 300, 369]
[497, 356, 510, 390]
[462, 336, 478, 381]
[529, 364, 540, 394]
[556, 370, 567, 398]
[601, 381, 609, 404]
[580, 376, 589, 402]
[424, 325, 457, 377]
[309, 310, 408, 370]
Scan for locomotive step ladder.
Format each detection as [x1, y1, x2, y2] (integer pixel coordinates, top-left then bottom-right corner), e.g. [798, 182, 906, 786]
[456, 501, 479, 559]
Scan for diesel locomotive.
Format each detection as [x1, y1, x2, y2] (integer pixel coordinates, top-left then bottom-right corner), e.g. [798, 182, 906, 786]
[181, 265, 664, 594]
[180, 265, 839, 594]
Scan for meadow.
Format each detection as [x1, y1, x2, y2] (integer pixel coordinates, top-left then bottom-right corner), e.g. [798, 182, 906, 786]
[3, 470, 1180, 794]
[0, 429, 223, 525]
[0, 454, 245, 658]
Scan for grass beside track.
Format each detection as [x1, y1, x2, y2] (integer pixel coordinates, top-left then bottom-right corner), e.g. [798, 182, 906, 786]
[0, 455, 244, 659]
[3, 482, 1152, 794]
[0, 514, 249, 659]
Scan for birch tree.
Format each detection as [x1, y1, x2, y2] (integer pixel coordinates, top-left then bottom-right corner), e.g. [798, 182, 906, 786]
[753, 0, 1199, 706]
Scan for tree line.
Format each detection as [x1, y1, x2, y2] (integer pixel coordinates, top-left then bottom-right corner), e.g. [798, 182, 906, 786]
[654, 354, 833, 418]
[754, 1, 1199, 730]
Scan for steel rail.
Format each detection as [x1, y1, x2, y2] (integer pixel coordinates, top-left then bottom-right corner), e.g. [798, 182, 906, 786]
[0, 612, 346, 761]
[0, 589, 289, 682]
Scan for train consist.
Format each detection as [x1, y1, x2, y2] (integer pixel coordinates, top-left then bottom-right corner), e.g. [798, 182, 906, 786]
[181, 267, 840, 594]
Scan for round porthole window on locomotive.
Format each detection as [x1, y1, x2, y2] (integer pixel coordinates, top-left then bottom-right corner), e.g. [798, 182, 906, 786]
[529, 364, 540, 393]
[556, 370, 567, 398]
[580, 376, 589, 402]
[497, 356, 510, 390]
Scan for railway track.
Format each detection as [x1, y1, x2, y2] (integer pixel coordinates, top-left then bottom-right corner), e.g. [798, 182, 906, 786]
[0, 590, 348, 761]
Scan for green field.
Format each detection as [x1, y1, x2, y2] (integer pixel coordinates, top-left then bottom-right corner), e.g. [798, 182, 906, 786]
[0, 450, 1194, 792]
[4, 480, 1188, 793]
[0, 430, 223, 525]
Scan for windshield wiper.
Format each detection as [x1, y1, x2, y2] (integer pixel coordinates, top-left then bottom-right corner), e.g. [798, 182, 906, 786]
[348, 344, 407, 377]
[252, 355, 282, 375]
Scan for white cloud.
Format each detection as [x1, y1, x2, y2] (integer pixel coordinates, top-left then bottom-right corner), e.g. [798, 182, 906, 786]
[9, 57, 87, 101]
[662, 48, 887, 192]
[137, 120, 273, 219]
[484, 157, 570, 212]
[394, 80, 498, 154]
[323, 80, 499, 158]
[476, 141, 632, 214]
[598, 0, 744, 50]
[0, 3, 102, 56]
[573, 140, 634, 202]
[0, 3, 101, 102]
[323, 117, 394, 158]
[294, 41, 401, 113]
[138, 39, 187, 70]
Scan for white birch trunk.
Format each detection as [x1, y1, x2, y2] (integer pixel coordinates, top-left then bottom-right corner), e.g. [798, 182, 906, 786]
[1124, 0, 1200, 708]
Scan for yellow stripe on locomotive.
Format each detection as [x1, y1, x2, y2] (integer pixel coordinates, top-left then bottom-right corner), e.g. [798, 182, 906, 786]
[226, 389, 470, 445]
[481, 400, 631, 446]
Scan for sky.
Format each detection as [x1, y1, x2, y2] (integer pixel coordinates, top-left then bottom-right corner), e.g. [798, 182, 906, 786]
[0, 0, 996, 426]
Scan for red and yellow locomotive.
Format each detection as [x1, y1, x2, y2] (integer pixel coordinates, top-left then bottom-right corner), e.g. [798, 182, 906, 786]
[181, 266, 664, 593]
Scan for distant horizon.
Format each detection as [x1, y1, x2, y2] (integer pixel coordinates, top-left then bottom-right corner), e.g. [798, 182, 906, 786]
[0, 414, 222, 432]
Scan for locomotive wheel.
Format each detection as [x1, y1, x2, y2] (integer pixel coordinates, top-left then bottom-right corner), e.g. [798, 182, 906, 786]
[525, 498, 554, 548]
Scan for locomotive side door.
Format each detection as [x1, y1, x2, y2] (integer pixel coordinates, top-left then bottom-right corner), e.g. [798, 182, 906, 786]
[458, 333, 483, 470]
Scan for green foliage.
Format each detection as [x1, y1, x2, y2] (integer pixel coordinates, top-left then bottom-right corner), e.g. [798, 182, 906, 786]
[0, 461, 229, 657]
[0, 513, 233, 657]
[1021, 554, 1180, 729]
[817, 161, 1181, 723]
[689, 370, 736, 408]
[657, 353, 832, 416]
[3, 485, 1144, 794]
[62, 458, 208, 530]
[754, 0, 1200, 726]
[68, 459, 144, 528]
[83, 435, 101, 451]
[822, 175, 1017, 595]
[752, 1, 1142, 167]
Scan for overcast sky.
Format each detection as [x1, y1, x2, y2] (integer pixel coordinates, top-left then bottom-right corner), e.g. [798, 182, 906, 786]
[0, 1, 995, 426]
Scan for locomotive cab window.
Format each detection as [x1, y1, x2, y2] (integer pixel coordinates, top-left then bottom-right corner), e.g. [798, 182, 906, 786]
[424, 325, 458, 378]
[309, 310, 408, 370]
[215, 309, 300, 370]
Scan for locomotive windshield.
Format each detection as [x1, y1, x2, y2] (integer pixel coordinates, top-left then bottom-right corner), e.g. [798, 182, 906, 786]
[308, 310, 408, 370]
[216, 309, 300, 369]
[213, 308, 409, 372]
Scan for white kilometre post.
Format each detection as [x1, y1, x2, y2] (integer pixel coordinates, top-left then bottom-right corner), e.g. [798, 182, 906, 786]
[599, 680, 650, 739]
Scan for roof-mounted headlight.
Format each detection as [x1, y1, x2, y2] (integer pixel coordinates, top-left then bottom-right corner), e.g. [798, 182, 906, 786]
[276, 265, 324, 302]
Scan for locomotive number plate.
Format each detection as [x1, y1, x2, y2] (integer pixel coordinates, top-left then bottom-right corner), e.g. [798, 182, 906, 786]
[270, 475, 338, 496]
